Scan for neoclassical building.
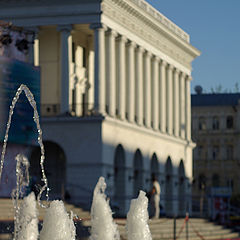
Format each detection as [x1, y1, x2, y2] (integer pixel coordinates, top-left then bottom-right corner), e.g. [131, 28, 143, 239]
[0, 0, 200, 216]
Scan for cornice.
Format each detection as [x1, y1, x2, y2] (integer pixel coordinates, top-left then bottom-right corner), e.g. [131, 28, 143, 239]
[119, 0, 189, 43]
[102, 0, 200, 68]
[0, 0, 102, 26]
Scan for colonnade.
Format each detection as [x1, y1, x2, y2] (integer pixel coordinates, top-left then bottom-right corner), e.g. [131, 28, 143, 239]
[90, 23, 192, 140]
[32, 23, 192, 141]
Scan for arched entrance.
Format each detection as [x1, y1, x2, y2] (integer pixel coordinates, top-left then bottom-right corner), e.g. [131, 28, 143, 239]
[113, 144, 126, 215]
[29, 141, 66, 200]
[165, 157, 173, 216]
[178, 160, 186, 216]
[133, 149, 143, 198]
[150, 153, 159, 180]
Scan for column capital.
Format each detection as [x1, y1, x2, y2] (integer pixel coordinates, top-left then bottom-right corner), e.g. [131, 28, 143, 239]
[106, 29, 118, 37]
[127, 40, 137, 48]
[167, 63, 174, 70]
[117, 35, 128, 43]
[174, 68, 180, 74]
[153, 55, 160, 62]
[145, 51, 152, 58]
[180, 71, 186, 79]
[137, 45, 145, 52]
[89, 23, 107, 31]
[160, 59, 167, 67]
[57, 24, 72, 32]
[186, 75, 193, 81]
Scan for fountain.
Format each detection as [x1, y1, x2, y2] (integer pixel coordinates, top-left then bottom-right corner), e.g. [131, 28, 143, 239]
[39, 200, 76, 240]
[11, 154, 39, 240]
[0, 84, 76, 240]
[90, 176, 120, 240]
[0, 84, 153, 240]
[16, 192, 39, 240]
[0, 84, 49, 207]
[126, 191, 152, 240]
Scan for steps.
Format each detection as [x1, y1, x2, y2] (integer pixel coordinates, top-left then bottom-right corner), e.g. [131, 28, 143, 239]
[0, 198, 239, 240]
[81, 218, 240, 240]
[0, 198, 90, 221]
[114, 218, 240, 240]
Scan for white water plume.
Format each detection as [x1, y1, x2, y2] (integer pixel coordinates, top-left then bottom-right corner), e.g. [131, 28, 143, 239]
[126, 190, 152, 240]
[0, 84, 49, 208]
[90, 176, 120, 240]
[40, 200, 76, 240]
[15, 192, 39, 240]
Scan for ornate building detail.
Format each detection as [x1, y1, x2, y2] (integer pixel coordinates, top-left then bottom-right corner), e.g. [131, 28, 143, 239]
[101, 0, 197, 69]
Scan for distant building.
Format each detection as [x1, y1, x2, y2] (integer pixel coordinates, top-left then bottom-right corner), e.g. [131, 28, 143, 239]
[0, 0, 200, 216]
[192, 92, 240, 216]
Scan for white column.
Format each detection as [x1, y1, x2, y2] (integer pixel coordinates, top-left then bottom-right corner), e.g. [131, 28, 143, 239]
[180, 72, 186, 138]
[27, 27, 39, 66]
[136, 46, 144, 126]
[152, 56, 160, 131]
[166, 64, 173, 135]
[34, 37, 39, 66]
[117, 35, 127, 120]
[126, 40, 136, 123]
[87, 35, 94, 111]
[173, 68, 180, 137]
[90, 23, 106, 115]
[106, 29, 117, 117]
[186, 75, 192, 140]
[57, 25, 72, 114]
[160, 60, 167, 133]
[144, 51, 152, 128]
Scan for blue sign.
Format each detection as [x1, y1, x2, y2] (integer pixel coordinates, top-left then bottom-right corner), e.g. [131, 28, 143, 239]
[0, 56, 40, 145]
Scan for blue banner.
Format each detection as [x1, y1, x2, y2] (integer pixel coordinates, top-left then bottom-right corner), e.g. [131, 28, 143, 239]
[0, 56, 40, 145]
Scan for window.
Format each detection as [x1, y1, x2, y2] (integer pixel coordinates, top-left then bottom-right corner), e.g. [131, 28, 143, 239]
[226, 145, 233, 160]
[212, 145, 219, 160]
[212, 116, 219, 130]
[198, 145, 203, 158]
[212, 174, 220, 187]
[226, 116, 233, 129]
[198, 174, 206, 190]
[199, 117, 206, 130]
[227, 179, 234, 189]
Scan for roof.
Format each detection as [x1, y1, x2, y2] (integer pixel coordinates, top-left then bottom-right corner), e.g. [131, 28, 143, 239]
[191, 93, 240, 107]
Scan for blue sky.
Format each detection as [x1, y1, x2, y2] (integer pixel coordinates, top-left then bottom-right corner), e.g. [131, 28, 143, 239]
[146, 0, 240, 93]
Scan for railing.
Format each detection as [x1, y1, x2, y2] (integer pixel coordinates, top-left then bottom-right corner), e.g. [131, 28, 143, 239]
[41, 103, 95, 117]
[41, 104, 60, 116]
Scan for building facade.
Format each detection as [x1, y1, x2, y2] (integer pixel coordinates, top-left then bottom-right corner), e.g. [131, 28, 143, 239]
[192, 92, 240, 217]
[0, 0, 200, 216]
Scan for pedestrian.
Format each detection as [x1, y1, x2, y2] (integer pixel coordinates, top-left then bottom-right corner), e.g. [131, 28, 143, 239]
[150, 174, 161, 218]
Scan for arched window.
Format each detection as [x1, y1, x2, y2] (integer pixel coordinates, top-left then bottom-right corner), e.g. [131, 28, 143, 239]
[133, 149, 143, 198]
[212, 116, 219, 130]
[150, 153, 159, 180]
[165, 157, 173, 216]
[199, 117, 206, 130]
[114, 144, 126, 215]
[226, 116, 234, 129]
